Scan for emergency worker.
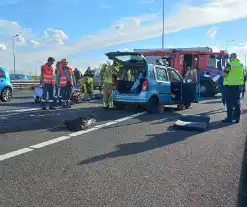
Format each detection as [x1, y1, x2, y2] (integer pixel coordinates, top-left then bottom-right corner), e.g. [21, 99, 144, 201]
[100, 61, 120, 108]
[57, 58, 74, 108]
[222, 53, 244, 123]
[40, 57, 56, 110]
[84, 66, 94, 97]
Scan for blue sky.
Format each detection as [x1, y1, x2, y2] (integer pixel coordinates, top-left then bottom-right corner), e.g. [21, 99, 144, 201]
[1, 0, 247, 74]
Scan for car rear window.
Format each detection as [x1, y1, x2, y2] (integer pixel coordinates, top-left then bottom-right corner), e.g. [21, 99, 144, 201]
[113, 55, 143, 62]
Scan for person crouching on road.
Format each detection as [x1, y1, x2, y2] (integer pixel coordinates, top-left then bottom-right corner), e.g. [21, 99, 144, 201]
[40, 57, 56, 110]
[57, 58, 74, 108]
[222, 53, 244, 123]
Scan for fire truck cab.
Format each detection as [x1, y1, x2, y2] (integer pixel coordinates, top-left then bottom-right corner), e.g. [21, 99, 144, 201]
[134, 47, 229, 97]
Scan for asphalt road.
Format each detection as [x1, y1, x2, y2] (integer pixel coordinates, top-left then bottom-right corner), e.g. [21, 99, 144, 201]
[1, 91, 247, 206]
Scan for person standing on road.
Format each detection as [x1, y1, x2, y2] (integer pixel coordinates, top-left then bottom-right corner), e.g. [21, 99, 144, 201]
[73, 68, 82, 88]
[84, 66, 94, 99]
[54, 61, 61, 105]
[40, 57, 56, 110]
[218, 74, 226, 106]
[100, 61, 113, 108]
[241, 71, 246, 100]
[222, 53, 244, 123]
[57, 58, 74, 108]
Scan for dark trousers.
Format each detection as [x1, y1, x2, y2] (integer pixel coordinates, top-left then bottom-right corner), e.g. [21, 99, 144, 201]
[41, 84, 54, 102]
[60, 84, 72, 102]
[224, 85, 241, 120]
[221, 87, 226, 105]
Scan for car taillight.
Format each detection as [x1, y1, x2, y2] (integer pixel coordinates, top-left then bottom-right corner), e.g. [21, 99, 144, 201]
[113, 80, 116, 90]
[142, 79, 148, 91]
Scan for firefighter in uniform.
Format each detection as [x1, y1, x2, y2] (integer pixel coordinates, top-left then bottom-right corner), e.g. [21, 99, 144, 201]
[222, 53, 244, 123]
[100, 61, 120, 108]
[57, 58, 74, 108]
[40, 57, 56, 110]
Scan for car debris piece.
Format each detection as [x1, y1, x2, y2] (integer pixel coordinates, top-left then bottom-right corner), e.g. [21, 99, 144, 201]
[173, 115, 210, 132]
[64, 117, 96, 131]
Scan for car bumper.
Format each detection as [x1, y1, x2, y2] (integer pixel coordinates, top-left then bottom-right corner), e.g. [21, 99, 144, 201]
[112, 91, 148, 104]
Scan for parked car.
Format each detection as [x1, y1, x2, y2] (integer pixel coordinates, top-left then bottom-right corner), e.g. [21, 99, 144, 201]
[10, 74, 32, 81]
[0, 67, 13, 102]
[105, 51, 200, 113]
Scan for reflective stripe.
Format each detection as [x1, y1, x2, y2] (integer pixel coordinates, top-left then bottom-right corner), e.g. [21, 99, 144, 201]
[43, 64, 55, 84]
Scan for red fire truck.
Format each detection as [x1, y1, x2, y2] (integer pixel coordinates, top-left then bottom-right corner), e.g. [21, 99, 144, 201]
[134, 47, 229, 97]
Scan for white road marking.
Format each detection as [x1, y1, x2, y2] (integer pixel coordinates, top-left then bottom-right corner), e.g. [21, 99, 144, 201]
[6, 108, 40, 113]
[0, 148, 34, 161]
[0, 112, 146, 162]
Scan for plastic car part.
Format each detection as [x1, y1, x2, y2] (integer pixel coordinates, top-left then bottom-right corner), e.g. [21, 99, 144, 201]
[173, 115, 210, 132]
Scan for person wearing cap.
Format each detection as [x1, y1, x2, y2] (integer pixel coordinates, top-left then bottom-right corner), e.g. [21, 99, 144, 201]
[40, 57, 56, 110]
[57, 58, 74, 108]
[222, 53, 244, 123]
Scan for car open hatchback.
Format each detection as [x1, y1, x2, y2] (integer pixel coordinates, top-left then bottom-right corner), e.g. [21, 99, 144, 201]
[105, 51, 200, 113]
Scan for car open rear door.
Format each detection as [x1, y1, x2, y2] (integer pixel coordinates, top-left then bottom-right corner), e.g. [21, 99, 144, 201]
[105, 51, 148, 67]
[182, 69, 200, 104]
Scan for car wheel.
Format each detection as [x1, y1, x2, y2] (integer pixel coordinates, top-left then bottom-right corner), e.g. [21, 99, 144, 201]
[1, 87, 12, 102]
[146, 96, 158, 114]
[200, 81, 214, 97]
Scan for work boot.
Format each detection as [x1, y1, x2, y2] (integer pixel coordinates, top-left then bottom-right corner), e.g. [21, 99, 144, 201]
[49, 102, 56, 110]
[103, 102, 108, 109]
[222, 117, 233, 123]
[66, 101, 71, 108]
[62, 101, 67, 108]
[109, 102, 113, 109]
[41, 101, 47, 110]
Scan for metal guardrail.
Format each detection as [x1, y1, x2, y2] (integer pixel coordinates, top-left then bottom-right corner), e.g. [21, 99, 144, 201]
[11, 80, 40, 90]
[11, 79, 101, 90]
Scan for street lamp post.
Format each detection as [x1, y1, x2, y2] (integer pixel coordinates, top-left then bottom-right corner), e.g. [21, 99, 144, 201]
[245, 53, 247, 70]
[162, 0, 164, 49]
[13, 35, 19, 74]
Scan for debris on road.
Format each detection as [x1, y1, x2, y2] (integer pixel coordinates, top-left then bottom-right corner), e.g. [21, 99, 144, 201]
[173, 115, 210, 132]
[64, 117, 96, 131]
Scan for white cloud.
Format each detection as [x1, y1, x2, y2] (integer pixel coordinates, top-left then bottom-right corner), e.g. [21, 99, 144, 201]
[30, 40, 39, 47]
[0, 44, 7, 51]
[15, 35, 25, 45]
[134, 20, 141, 26]
[44, 28, 68, 45]
[1, 0, 247, 73]
[207, 27, 217, 38]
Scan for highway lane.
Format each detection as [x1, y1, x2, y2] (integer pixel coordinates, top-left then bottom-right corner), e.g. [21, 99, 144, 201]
[1, 95, 247, 206]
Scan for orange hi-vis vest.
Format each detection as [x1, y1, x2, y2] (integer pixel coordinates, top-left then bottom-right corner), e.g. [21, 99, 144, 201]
[43, 63, 55, 84]
[59, 66, 73, 87]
